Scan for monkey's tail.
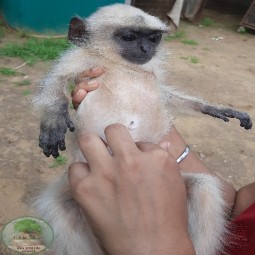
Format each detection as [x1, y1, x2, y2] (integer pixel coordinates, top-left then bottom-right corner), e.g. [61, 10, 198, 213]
[183, 172, 229, 255]
[33, 173, 104, 255]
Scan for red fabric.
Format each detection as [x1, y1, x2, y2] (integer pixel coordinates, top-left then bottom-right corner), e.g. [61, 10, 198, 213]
[225, 203, 255, 255]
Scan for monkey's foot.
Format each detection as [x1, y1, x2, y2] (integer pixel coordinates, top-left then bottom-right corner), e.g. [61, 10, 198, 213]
[39, 115, 75, 158]
[202, 106, 253, 130]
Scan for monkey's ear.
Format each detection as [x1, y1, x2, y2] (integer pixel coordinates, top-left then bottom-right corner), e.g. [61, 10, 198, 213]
[68, 17, 89, 46]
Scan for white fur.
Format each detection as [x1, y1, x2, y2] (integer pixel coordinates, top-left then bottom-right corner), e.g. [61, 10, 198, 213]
[33, 4, 228, 255]
[34, 171, 227, 255]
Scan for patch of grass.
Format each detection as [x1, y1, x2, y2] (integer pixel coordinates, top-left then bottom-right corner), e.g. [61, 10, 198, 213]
[237, 26, 247, 34]
[17, 30, 31, 38]
[49, 155, 68, 168]
[165, 31, 186, 41]
[0, 28, 5, 38]
[0, 38, 70, 64]
[200, 18, 215, 27]
[14, 79, 31, 86]
[68, 81, 76, 93]
[0, 67, 17, 76]
[69, 103, 74, 109]
[181, 39, 198, 46]
[22, 89, 31, 95]
[190, 56, 199, 64]
[180, 56, 199, 64]
[0, 78, 7, 83]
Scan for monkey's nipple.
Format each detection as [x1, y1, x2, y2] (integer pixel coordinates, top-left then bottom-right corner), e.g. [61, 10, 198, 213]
[128, 120, 138, 130]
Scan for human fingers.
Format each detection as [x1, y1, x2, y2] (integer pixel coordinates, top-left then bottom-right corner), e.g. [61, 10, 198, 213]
[72, 80, 100, 110]
[136, 141, 163, 152]
[68, 162, 90, 190]
[76, 67, 105, 83]
[104, 124, 138, 157]
[78, 133, 112, 170]
[136, 141, 170, 152]
[72, 67, 104, 109]
[72, 89, 88, 110]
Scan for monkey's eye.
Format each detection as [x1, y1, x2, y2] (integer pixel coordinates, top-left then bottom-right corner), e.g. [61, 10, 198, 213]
[148, 33, 162, 44]
[121, 33, 137, 41]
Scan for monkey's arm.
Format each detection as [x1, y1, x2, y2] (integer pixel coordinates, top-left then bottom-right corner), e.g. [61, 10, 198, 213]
[160, 86, 252, 130]
[34, 75, 75, 158]
[34, 48, 90, 157]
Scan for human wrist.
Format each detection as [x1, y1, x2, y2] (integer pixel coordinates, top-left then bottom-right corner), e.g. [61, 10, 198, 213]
[107, 234, 195, 255]
[162, 127, 211, 174]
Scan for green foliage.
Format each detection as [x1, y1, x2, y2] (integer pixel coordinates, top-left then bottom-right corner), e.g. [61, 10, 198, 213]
[14, 219, 41, 234]
[0, 67, 17, 76]
[0, 38, 70, 64]
[0, 78, 7, 83]
[22, 89, 31, 95]
[68, 81, 76, 93]
[49, 155, 68, 168]
[0, 28, 5, 38]
[237, 26, 247, 34]
[181, 39, 198, 46]
[165, 31, 186, 41]
[69, 103, 74, 109]
[14, 79, 31, 86]
[180, 56, 199, 64]
[165, 32, 198, 47]
[200, 18, 215, 27]
[190, 56, 199, 64]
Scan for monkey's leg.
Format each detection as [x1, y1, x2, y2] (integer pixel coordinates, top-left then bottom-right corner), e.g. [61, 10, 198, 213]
[33, 173, 104, 255]
[160, 87, 252, 130]
[182, 172, 228, 255]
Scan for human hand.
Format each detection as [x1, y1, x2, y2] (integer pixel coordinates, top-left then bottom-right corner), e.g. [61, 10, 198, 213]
[71, 71, 236, 210]
[69, 124, 195, 255]
[72, 67, 105, 109]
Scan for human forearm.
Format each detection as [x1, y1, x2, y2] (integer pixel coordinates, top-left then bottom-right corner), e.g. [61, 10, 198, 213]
[161, 126, 236, 213]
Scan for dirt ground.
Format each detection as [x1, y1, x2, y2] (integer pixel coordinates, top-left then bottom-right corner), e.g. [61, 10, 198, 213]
[0, 10, 255, 239]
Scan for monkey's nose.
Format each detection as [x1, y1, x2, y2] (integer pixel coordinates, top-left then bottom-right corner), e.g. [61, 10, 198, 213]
[140, 45, 147, 53]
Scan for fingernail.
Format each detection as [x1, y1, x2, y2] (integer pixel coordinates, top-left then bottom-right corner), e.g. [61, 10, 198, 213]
[76, 89, 83, 96]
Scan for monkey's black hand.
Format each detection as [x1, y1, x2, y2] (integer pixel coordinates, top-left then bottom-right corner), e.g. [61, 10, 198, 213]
[39, 104, 75, 158]
[202, 106, 252, 130]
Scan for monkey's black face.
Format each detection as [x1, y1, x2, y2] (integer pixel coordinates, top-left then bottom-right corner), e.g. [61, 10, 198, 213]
[113, 28, 162, 65]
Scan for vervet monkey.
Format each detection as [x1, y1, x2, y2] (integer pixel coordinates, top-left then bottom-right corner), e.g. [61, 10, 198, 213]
[33, 4, 252, 255]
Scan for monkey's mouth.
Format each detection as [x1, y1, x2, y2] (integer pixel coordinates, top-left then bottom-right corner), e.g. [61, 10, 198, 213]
[126, 56, 152, 65]
[121, 52, 153, 65]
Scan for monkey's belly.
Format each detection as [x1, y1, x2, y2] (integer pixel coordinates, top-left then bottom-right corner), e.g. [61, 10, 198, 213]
[76, 88, 170, 144]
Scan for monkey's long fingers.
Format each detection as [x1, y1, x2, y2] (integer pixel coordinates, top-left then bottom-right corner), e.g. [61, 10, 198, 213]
[66, 115, 75, 132]
[39, 129, 52, 157]
[202, 106, 253, 130]
[39, 126, 67, 157]
[221, 109, 253, 130]
[47, 129, 66, 158]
